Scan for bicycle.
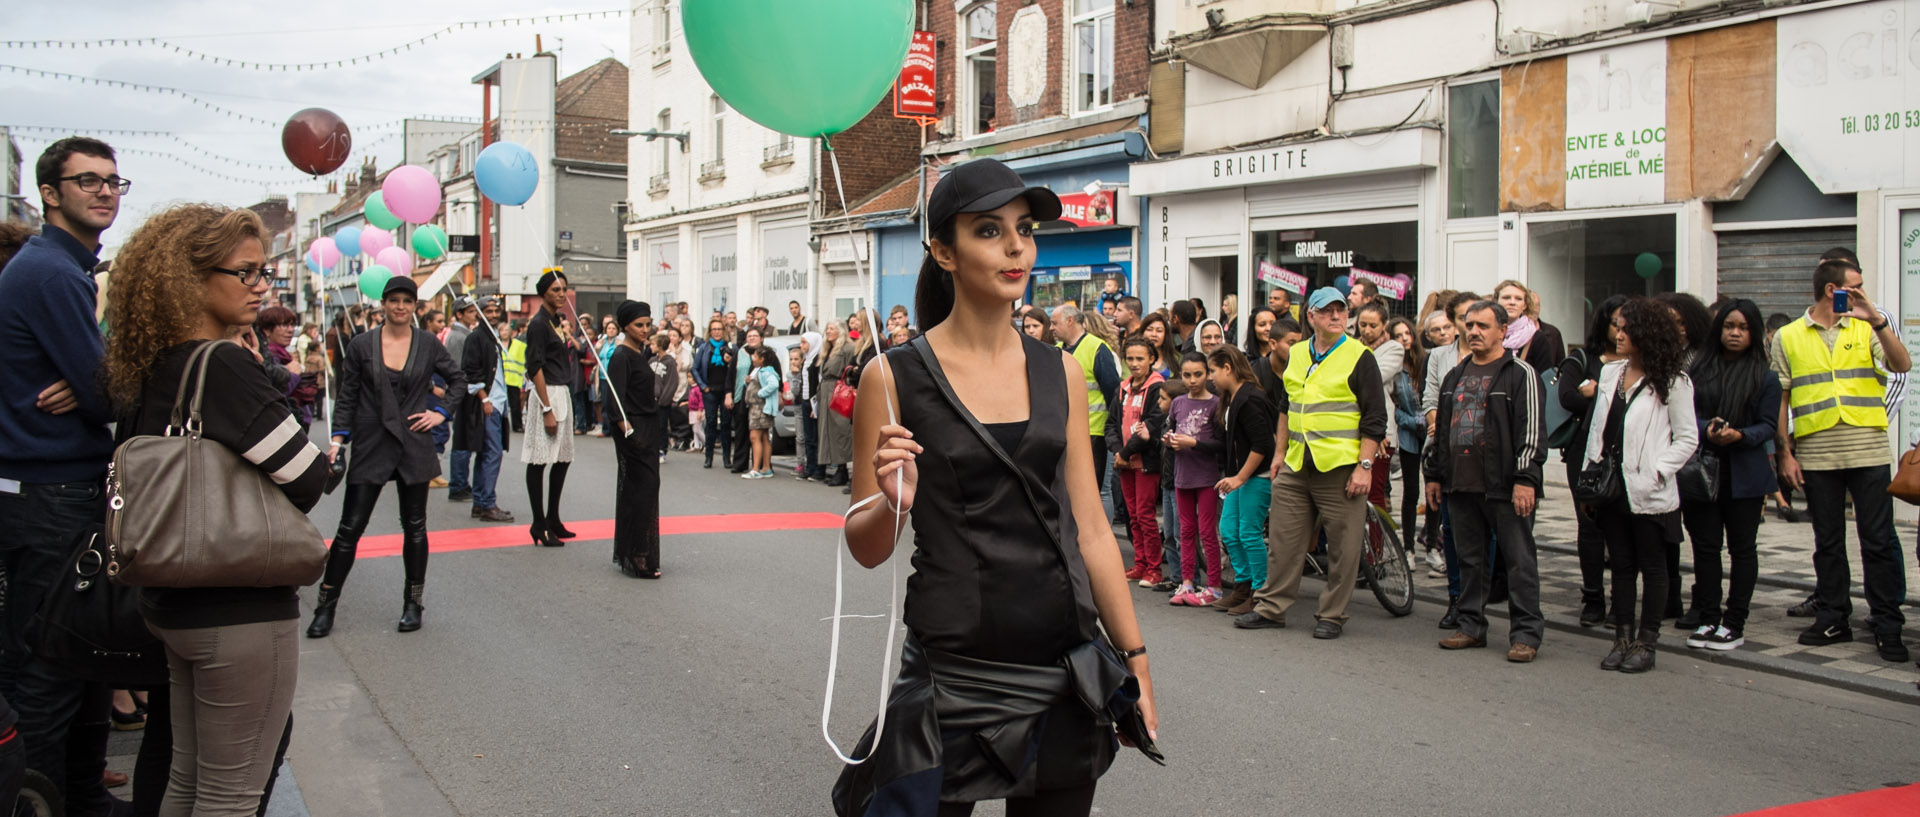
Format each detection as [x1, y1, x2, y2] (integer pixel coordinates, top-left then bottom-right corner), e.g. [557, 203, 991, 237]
[1303, 502, 1415, 617]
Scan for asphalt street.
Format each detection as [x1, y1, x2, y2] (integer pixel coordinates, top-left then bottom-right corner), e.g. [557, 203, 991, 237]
[279, 432, 1920, 817]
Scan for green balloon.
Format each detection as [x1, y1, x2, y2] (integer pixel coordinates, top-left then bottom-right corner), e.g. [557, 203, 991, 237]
[411, 224, 448, 260]
[683, 0, 915, 138]
[358, 265, 394, 300]
[1634, 252, 1662, 279]
[363, 192, 404, 231]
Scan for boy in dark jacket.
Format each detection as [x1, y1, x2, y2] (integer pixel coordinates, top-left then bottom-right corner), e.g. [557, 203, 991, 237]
[1426, 301, 1548, 662]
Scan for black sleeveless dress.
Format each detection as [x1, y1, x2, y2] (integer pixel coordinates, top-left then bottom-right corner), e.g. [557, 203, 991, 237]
[832, 334, 1119, 816]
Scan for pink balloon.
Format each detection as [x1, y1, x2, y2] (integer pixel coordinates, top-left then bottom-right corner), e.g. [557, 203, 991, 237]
[375, 246, 413, 278]
[359, 226, 394, 258]
[310, 237, 340, 269]
[381, 165, 442, 224]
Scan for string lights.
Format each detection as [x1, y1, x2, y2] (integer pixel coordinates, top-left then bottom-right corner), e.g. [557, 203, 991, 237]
[0, 10, 631, 73]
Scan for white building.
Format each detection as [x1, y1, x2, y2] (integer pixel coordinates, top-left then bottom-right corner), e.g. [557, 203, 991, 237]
[623, 0, 819, 324]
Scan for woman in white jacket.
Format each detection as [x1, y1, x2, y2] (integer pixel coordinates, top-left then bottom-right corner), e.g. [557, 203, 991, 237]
[1582, 297, 1699, 674]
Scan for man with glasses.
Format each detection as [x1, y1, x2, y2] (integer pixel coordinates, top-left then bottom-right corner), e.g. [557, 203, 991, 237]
[0, 137, 129, 815]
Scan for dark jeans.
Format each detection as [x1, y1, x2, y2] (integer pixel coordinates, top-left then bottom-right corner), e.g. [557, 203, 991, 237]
[669, 403, 693, 448]
[1445, 492, 1544, 647]
[508, 385, 525, 432]
[1682, 495, 1763, 632]
[572, 385, 592, 434]
[1440, 502, 1498, 598]
[1803, 465, 1907, 635]
[728, 397, 751, 470]
[447, 448, 472, 494]
[1398, 449, 1422, 545]
[471, 411, 505, 511]
[1566, 460, 1608, 604]
[322, 479, 431, 590]
[702, 389, 732, 465]
[798, 397, 822, 476]
[0, 479, 114, 814]
[1598, 498, 1670, 636]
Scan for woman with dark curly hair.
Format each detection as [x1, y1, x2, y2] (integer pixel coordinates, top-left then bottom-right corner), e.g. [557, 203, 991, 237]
[1581, 297, 1699, 674]
[1655, 291, 1714, 362]
[103, 203, 329, 815]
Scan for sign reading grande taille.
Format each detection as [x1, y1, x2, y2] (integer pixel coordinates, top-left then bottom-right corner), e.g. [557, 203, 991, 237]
[1564, 39, 1667, 208]
[1128, 128, 1439, 196]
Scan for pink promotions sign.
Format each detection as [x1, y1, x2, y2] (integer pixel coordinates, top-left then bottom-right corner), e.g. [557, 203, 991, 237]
[1257, 261, 1307, 295]
[1350, 268, 1410, 300]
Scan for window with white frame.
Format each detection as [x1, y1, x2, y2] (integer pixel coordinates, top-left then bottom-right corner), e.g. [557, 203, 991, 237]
[655, 109, 672, 176]
[711, 95, 726, 164]
[651, 1, 672, 63]
[1072, 0, 1114, 114]
[962, 2, 997, 136]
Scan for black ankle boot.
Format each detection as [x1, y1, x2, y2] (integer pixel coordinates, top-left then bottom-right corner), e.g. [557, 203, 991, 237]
[1438, 596, 1461, 630]
[306, 584, 341, 639]
[397, 583, 424, 633]
[1600, 625, 1632, 671]
[1619, 631, 1658, 674]
[1579, 598, 1607, 628]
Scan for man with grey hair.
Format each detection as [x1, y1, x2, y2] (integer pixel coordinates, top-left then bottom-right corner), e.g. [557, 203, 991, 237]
[446, 295, 479, 502]
[1052, 303, 1126, 543]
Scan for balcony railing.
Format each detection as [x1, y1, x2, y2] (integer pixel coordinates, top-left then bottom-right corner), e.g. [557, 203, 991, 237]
[698, 160, 726, 182]
[762, 142, 794, 164]
[647, 172, 670, 195]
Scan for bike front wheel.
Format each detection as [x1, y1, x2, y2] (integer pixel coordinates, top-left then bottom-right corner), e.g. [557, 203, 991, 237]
[1365, 504, 1414, 616]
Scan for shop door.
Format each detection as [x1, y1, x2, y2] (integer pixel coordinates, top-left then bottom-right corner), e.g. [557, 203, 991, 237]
[1185, 255, 1236, 326]
[1716, 226, 1856, 323]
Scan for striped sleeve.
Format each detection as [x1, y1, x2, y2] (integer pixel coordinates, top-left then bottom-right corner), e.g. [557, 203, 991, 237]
[204, 345, 330, 513]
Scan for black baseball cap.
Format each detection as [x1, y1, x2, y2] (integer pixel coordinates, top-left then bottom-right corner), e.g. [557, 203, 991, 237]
[381, 274, 418, 301]
[927, 159, 1062, 233]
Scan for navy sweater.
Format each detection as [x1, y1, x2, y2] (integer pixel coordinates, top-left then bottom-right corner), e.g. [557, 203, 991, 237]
[0, 225, 113, 483]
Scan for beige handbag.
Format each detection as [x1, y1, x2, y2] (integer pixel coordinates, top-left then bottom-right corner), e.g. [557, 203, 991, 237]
[106, 340, 326, 588]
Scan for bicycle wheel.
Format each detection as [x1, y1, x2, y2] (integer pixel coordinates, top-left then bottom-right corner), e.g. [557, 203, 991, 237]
[1365, 505, 1414, 616]
[14, 769, 62, 817]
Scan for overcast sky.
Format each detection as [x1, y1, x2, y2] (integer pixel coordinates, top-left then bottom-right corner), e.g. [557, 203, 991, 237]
[4, 0, 631, 250]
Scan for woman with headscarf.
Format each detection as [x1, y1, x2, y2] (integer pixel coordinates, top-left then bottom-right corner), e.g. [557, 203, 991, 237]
[521, 270, 578, 548]
[797, 330, 825, 480]
[604, 301, 662, 578]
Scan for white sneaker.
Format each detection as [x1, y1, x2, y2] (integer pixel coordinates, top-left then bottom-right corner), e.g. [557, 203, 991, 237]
[1424, 548, 1445, 571]
[1684, 624, 1716, 649]
[1701, 626, 1745, 651]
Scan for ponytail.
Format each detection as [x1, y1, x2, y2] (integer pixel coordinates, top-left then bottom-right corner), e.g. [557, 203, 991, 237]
[912, 220, 959, 330]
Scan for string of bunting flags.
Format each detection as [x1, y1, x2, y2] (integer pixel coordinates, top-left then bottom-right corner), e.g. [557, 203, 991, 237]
[12, 133, 319, 187]
[0, 64, 281, 127]
[0, 10, 631, 73]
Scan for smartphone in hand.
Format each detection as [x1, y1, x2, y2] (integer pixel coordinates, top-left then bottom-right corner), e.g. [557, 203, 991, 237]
[1834, 289, 1849, 314]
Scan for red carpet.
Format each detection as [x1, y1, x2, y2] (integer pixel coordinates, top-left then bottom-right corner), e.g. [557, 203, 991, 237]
[348, 512, 843, 559]
[1727, 784, 1920, 816]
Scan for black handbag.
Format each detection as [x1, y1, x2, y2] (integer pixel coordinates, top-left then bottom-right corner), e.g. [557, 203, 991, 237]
[1678, 447, 1721, 503]
[25, 524, 168, 687]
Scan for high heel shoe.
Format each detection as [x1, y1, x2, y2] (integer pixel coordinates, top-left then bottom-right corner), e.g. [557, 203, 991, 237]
[530, 523, 563, 547]
[550, 521, 578, 539]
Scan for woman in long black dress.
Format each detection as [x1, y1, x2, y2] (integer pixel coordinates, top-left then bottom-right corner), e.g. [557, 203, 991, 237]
[835, 159, 1157, 817]
[604, 301, 662, 578]
[310, 275, 463, 637]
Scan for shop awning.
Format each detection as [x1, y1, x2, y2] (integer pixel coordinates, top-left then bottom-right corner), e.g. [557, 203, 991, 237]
[1173, 24, 1326, 90]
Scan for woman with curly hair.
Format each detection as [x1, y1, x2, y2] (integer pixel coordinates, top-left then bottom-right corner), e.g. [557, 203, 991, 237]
[1581, 297, 1699, 674]
[103, 204, 329, 816]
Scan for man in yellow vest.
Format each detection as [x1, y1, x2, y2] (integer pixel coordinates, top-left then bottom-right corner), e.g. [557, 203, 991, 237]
[504, 320, 528, 434]
[1052, 304, 1124, 536]
[1772, 259, 1912, 663]
[1238, 287, 1388, 639]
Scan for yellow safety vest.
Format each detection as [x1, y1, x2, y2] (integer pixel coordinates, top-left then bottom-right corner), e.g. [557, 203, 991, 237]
[504, 338, 527, 388]
[1068, 333, 1114, 436]
[1282, 334, 1367, 471]
[1778, 316, 1886, 438]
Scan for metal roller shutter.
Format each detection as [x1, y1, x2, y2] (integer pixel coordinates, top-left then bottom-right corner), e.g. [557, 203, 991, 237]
[1715, 226, 1855, 322]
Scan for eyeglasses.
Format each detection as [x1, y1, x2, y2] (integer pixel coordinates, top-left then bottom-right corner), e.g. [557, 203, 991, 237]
[208, 265, 274, 286]
[58, 174, 132, 195]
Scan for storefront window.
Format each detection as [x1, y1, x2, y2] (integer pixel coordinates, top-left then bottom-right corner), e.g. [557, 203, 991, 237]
[1030, 265, 1126, 311]
[1526, 214, 1676, 345]
[1448, 81, 1499, 219]
[1252, 222, 1419, 320]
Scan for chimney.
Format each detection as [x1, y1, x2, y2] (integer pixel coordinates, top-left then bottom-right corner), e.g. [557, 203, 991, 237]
[359, 158, 376, 193]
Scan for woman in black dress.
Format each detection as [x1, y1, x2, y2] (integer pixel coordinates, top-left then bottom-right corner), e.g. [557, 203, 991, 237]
[604, 301, 662, 578]
[309, 275, 464, 637]
[835, 159, 1157, 817]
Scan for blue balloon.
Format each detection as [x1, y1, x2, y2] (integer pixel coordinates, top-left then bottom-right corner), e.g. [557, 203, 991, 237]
[1333, 275, 1350, 291]
[305, 254, 320, 273]
[474, 142, 539, 206]
[334, 226, 364, 258]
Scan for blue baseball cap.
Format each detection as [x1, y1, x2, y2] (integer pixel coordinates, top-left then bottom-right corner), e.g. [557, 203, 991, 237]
[1306, 286, 1346, 312]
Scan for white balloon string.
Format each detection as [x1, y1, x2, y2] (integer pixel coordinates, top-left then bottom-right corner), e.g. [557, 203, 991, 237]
[819, 138, 906, 767]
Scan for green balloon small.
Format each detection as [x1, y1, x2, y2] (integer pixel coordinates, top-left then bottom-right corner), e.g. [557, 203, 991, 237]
[359, 265, 394, 300]
[1634, 252, 1662, 279]
[412, 224, 449, 260]
[363, 193, 404, 231]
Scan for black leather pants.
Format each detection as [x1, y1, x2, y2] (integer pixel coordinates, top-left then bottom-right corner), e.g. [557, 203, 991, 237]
[322, 480, 430, 589]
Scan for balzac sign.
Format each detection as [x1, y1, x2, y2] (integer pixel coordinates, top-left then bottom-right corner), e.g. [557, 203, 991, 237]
[1213, 147, 1308, 179]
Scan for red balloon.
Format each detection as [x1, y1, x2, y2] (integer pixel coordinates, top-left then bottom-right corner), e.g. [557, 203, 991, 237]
[281, 108, 352, 176]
